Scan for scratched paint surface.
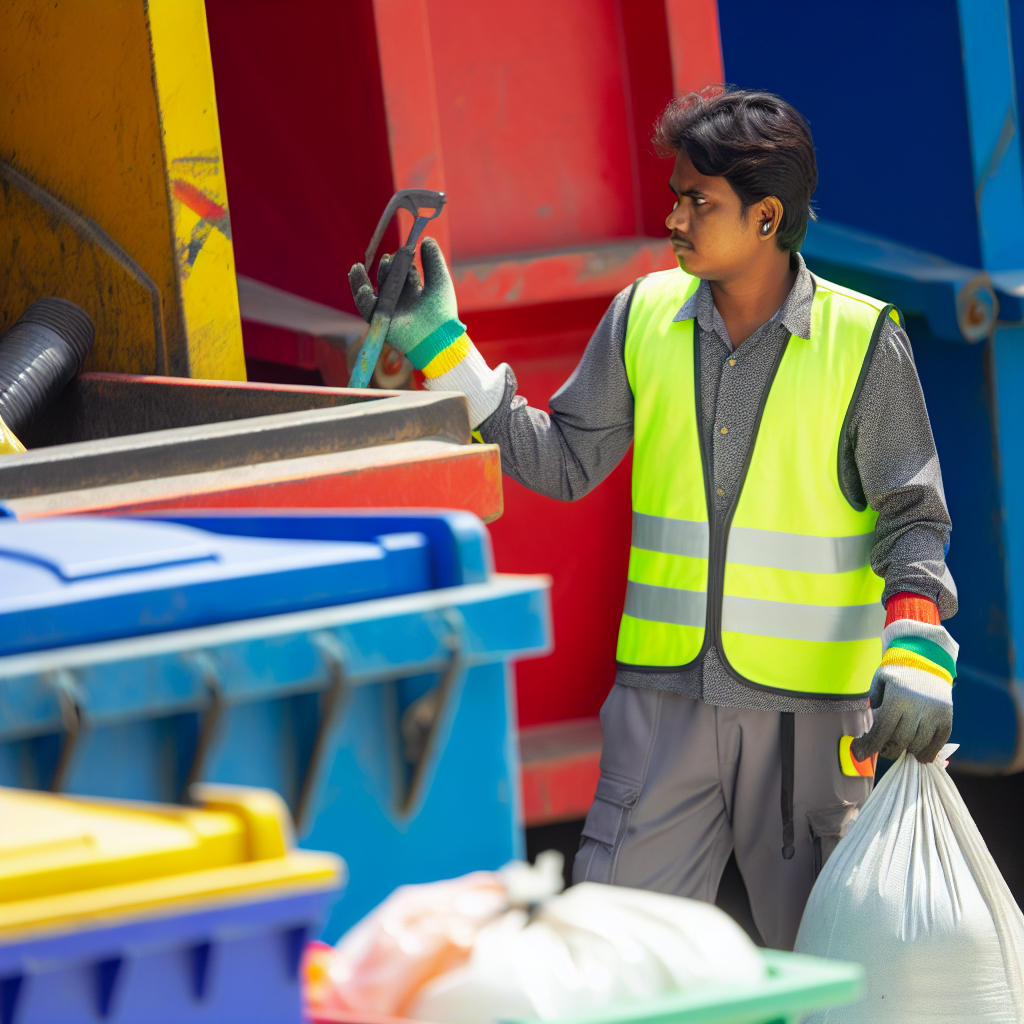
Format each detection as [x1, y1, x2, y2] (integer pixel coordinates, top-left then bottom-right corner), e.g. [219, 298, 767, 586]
[149, 0, 246, 381]
[452, 237, 676, 311]
[0, 163, 164, 374]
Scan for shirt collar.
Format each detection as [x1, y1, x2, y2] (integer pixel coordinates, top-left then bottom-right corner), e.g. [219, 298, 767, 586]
[671, 251, 814, 341]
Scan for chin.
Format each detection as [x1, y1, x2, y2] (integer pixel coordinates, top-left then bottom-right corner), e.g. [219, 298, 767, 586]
[675, 253, 706, 278]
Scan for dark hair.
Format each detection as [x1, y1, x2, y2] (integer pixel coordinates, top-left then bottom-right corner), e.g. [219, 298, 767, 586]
[654, 86, 817, 252]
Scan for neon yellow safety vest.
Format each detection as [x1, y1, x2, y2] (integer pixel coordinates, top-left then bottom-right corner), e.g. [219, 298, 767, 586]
[617, 267, 897, 698]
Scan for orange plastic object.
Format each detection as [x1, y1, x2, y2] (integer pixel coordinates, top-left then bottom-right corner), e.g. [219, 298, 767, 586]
[838, 736, 877, 778]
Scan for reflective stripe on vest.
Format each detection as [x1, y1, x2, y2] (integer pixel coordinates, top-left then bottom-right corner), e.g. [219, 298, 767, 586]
[625, 579, 882, 641]
[618, 270, 893, 698]
[636, 511, 872, 574]
[617, 270, 707, 668]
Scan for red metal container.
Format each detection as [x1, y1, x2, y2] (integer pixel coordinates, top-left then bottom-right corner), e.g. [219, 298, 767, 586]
[206, 0, 723, 820]
[3, 373, 501, 523]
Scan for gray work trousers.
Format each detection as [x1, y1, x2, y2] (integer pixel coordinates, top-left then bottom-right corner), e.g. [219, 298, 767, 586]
[573, 684, 872, 950]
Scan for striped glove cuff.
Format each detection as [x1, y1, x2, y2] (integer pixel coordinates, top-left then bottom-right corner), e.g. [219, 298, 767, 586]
[880, 618, 958, 703]
[406, 318, 470, 375]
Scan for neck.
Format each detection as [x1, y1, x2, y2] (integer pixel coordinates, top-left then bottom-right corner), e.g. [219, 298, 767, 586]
[709, 253, 797, 347]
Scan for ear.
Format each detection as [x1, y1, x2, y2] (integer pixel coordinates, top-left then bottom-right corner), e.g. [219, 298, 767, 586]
[757, 196, 786, 241]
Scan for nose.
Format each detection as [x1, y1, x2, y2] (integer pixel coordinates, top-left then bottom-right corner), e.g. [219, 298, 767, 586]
[665, 201, 686, 233]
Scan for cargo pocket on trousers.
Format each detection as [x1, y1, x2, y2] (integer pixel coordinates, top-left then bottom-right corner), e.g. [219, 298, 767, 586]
[580, 774, 642, 850]
[807, 802, 859, 879]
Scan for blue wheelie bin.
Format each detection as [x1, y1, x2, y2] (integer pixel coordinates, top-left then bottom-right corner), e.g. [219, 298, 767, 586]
[0, 509, 551, 939]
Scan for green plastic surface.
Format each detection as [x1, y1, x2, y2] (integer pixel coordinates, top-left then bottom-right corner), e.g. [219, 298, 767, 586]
[508, 951, 864, 1024]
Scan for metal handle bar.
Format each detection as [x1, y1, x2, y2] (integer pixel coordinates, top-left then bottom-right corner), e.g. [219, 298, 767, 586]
[349, 190, 447, 388]
[364, 188, 446, 268]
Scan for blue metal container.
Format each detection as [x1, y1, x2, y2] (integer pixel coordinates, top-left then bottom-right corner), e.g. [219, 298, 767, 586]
[0, 510, 551, 939]
[719, 0, 1024, 773]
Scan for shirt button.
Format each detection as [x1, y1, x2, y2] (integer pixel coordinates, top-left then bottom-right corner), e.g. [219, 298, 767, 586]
[729, 359, 736, 366]
[720, 427, 729, 434]
[716, 488, 725, 496]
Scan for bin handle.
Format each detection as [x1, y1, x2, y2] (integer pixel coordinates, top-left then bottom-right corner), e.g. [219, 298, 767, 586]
[399, 609, 466, 818]
[294, 633, 352, 836]
[49, 669, 85, 792]
[290, 613, 466, 831]
[183, 653, 224, 801]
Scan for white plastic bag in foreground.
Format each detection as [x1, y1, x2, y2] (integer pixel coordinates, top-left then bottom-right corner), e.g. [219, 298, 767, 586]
[306, 854, 568, 1017]
[411, 882, 766, 1022]
[795, 744, 1024, 1023]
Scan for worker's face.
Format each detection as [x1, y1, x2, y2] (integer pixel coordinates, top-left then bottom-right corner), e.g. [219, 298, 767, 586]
[665, 150, 768, 280]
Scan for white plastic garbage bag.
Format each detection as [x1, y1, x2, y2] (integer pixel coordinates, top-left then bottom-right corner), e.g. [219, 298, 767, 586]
[304, 852, 568, 1018]
[410, 882, 766, 1022]
[795, 744, 1024, 1023]
[304, 852, 766, 1022]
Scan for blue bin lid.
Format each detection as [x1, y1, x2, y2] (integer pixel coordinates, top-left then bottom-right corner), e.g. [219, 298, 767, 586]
[0, 517, 431, 656]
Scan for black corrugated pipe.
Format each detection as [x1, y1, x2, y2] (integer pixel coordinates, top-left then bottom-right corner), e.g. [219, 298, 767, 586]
[0, 298, 95, 437]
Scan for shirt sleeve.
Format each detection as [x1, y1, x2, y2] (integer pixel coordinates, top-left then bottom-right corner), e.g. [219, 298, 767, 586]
[476, 285, 636, 501]
[840, 316, 958, 619]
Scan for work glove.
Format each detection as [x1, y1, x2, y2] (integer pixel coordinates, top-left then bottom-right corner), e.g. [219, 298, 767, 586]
[851, 617, 957, 765]
[348, 236, 469, 377]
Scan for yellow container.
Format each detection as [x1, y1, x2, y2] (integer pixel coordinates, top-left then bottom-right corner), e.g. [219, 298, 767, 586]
[0, 0, 246, 380]
[0, 784, 344, 940]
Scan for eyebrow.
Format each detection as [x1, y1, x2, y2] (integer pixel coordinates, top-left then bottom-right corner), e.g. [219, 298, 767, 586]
[669, 184, 706, 199]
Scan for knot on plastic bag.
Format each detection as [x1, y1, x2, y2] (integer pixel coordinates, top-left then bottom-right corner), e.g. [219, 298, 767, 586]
[498, 849, 564, 910]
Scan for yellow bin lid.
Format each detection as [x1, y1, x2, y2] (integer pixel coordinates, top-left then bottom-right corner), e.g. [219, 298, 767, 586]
[0, 784, 343, 940]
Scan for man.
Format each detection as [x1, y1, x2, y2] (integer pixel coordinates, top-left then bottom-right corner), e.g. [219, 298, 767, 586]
[350, 88, 958, 950]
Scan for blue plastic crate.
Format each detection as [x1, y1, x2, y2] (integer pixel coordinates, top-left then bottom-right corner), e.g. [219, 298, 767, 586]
[2, 891, 326, 1024]
[0, 782, 344, 1024]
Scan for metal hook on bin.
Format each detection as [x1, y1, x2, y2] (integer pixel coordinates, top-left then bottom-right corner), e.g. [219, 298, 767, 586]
[398, 608, 467, 818]
[49, 669, 85, 792]
[182, 652, 224, 801]
[294, 633, 352, 836]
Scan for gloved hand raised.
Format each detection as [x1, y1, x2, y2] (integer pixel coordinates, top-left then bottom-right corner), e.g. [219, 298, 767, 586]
[851, 618, 957, 765]
[348, 236, 468, 375]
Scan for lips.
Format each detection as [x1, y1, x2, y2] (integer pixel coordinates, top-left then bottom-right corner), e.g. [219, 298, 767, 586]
[671, 235, 693, 251]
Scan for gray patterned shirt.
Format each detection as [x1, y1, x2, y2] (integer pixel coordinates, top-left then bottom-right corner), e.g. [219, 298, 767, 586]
[478, 253, 956, 713]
